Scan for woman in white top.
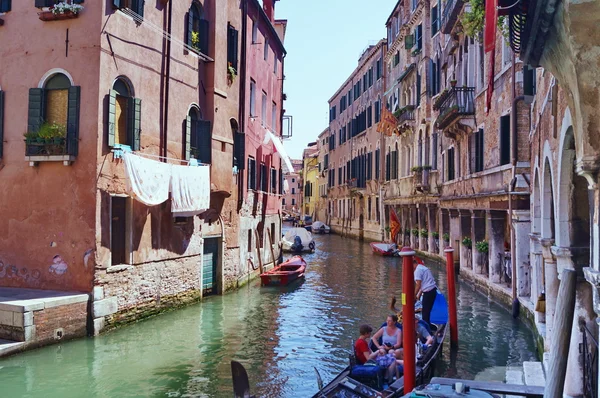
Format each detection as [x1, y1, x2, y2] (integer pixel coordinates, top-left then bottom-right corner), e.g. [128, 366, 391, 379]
[371, 314, 402, 351]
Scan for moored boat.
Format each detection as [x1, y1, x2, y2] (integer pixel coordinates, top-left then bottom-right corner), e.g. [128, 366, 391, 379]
[260, 255, 306, 286]
[370, 242, 399, 256]
[312, 221, 331, 234]
[282, 227, 316, 253]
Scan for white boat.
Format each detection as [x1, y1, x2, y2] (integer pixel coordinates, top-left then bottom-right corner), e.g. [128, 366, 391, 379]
[311, 221, 331, 234]
[282, 228, 315, 253]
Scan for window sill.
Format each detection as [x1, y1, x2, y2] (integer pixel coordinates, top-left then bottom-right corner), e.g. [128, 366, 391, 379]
[186, 48, 214, 63]
[38, 10, 80, 21]
[26, 154, 76, 166]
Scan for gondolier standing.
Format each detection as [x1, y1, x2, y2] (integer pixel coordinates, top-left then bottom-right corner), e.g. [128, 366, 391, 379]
[414, 259, 437, 327]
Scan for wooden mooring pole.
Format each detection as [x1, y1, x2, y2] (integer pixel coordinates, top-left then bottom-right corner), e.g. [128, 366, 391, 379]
[399, 246, 416, 393]
[444, 246, 458, 347]
[544, 269, 576, 398]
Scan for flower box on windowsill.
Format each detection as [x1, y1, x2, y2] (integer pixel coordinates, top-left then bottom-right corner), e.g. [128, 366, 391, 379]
[24, 138, 75, 166]
[38, 10, 79, 21]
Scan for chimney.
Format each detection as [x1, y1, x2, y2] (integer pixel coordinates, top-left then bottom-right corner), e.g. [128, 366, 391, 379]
[263, 0, 274, 22]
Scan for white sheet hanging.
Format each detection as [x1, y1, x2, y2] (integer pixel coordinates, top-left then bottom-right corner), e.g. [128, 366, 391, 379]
[283, 179, 290, 194]
[264, 130, 294, 174]
[123, 152, 171, 206]
[170, 164, 210, 217]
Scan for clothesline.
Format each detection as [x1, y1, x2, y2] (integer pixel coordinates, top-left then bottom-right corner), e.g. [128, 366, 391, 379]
[112, 147, 210, 167]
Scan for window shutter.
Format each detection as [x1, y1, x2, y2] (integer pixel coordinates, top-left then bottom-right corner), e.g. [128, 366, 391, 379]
[108, 90, 117, 147]
[279, 168, 283, 194]
[0, 91, 3, 159]
[67, 86, 81, 156]
[135, 0, 145, 17]
[417, 25, 423, 50]
[28, 88, 45, 134]
[234, 131, 245, 169]
[185, 115, 192, 160]
[112, 0, 122, 8]
[199, 19, 209, 55]
[129, 98, 142, 150]
[0, 0, 11, 13]
[186, 12, 193, 47]
[73, 0, 84, 3]
[35, 0, 53, 8]
[427, 59, 433, 97]
[416, 73, 421, 105]
[197, 120, 212, 164]
[232, 27, 239, 70]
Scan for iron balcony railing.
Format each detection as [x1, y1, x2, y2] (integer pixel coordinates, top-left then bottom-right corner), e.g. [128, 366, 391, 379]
[397, 105, 416, 124]
[435, 87, 475, 130]
[25, 137, 77, 156]
[580, 320, 598, 398]
[441, 0, 464, 34]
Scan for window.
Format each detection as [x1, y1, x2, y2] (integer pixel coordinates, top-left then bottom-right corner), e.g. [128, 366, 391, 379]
[264, 37, 269, 61]
[111, 0, 143, 15]
[431, 5, 439, 36]
[270, 167, 277, 193]
[447, 148, 455, 181]
[234, 129, 245, 169]
[274, 53, 278, 74]
[271, 102, 277, 128]
[375, 148, 380, 179]
[186, 1, 208, 54]
[247, 229, 253, 252]
[411, 0, 418, 11]
[261, 92, 267, 125]
[248, 157, 256, 190]
[291, 187, 295, 194]
[185, 107, 212, 164]
[291, 198, 296, 205]
[111, 196, 129, 266]
[0, 0, 12, 12]
[28, 72, 81, 157]
[252, 19, 258, 43]
[432, 133, 438, 170]
[523, 65, 537, 100]
[375, 100, 380, 123]
[250, 80, 256, 116]
[107, 78, 140, 151]
[369, 68, 373, 87]
[282, 198, 286, 205]
[416, 24, 423, 50]
[471, 128, 484, 173]
[260, 162, 268, 192]
[376, 58, 382, 80]
[500, 115, 511, 165]
[291, 178, 295, 183]
[227, 23, 239, 72]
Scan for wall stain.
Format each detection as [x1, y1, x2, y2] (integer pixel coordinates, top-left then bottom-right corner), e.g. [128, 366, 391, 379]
[48, 255, 68, 275]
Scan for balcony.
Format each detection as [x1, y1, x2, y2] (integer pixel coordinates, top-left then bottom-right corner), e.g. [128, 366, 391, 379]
[395, 105, 416, 124]
[441, 0, 464, 34]
[347, 178, 358, 188]
[434, 87, 475, 131]
[413, 167, 431, 192]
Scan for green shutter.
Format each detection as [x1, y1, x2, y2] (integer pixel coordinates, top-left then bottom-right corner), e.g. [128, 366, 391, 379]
[405, 34, 414, 49]
[185, 115, 192, 160]
[112, 0, 122, 8]
[234, 131, 246, 169]
[197, 120, 211, 164]
[132, 98, 141, 151]
[35, 0, 53, 8]
[28, 88, 45, 134]
[135, 0, 145, 17]
[67, 86, 80, 156]
[199, 19, 209, 55]
[186, 12, 193, 47]
[0, 91, 4, 159]
[108, 90, 117, 147]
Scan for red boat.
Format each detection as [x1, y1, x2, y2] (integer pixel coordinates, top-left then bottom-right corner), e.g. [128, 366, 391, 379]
[260, 256, 307, 286]
[370, 242, 399, 256]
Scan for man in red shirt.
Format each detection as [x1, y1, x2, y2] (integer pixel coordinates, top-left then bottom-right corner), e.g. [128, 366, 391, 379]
[355, 324, 378, 364]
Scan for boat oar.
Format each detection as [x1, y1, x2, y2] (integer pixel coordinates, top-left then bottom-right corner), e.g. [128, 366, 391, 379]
[231, 361, 255, 398]
[314, 367, 324, 390]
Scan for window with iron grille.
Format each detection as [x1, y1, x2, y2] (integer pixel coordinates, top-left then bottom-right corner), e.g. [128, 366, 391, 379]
[260, 163, 268, 192]
[248, 157, 256, 190]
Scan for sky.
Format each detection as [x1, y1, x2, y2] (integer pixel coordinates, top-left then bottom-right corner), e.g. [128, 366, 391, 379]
[275, 0, 398, 160]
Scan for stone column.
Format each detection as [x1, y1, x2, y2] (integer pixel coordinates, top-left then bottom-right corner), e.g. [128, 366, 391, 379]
[438, 207, 445, 257]
[513, 210, 532, 298]
[583, 267, 600, 398]
[460, 210, 472, 270]
[417, 204, 424, 251]
[530, 233, 545, 324]
[449, 209, 461, 263]
[541, 238, 558, 352]
[427, 205, 436, 255]
[472, 211, 486, 275]
[487, 211, 506, 283]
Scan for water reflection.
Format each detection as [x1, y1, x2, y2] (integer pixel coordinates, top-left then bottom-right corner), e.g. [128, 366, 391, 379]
[0, 231, 538, 397]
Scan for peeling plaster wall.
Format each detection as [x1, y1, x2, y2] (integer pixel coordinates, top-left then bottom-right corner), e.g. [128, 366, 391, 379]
[0, 1, 103, 292]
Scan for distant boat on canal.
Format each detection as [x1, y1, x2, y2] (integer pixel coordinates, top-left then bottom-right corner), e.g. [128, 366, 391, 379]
[370, 242, 400, 256]
[311, 221, 331, 234]
[282, 227, 315, 253]
[260, 256, 307, 286]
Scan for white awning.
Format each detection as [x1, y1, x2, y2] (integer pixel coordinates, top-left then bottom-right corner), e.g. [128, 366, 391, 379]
[264, 130, 294, 174]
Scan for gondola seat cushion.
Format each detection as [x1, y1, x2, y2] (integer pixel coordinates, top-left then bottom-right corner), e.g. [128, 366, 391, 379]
[349, 362, 384, 389]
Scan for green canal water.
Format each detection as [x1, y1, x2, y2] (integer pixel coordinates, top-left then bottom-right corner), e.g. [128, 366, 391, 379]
[0, 230, 538, 397]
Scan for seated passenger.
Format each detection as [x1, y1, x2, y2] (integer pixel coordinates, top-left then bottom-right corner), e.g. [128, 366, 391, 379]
[371, 315, 402, 352]
[355, 324, 398, 383]
[415, 313, 435, 346]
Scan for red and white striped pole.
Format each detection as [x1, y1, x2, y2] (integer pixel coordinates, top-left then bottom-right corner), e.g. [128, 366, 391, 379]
[445, 247, 458, 347]
[399, 246, 415, 393]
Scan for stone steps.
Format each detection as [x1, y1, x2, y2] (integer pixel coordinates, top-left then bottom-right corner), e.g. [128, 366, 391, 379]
[505, 361, 546, 397]
[0, 339, 25, 357]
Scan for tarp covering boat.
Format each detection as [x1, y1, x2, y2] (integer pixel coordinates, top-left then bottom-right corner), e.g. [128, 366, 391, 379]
[282, 228, 315, 253]
[370, 242, 399, 256]
[312, 221, 330, 234]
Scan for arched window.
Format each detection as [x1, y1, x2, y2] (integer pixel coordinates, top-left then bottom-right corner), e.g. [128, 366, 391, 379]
[187, 1, 209, 54]
[108, 77, 140, 150]
[185, 106, 212, 164]
[27, 71, 80, 156]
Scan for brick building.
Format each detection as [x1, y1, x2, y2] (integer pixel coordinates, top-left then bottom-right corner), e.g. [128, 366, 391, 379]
[325, 40, 387, 240]
[0, 0, 288, 353]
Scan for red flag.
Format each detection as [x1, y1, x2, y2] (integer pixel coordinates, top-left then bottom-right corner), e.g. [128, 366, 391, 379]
[390, 207, 401, 242]
[484, 0, 497, 53]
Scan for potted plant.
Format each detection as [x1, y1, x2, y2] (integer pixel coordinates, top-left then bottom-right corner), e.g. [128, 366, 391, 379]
[39, 2, 84, 21]
[191, 31, 200, 52]
[462, 236, 472, 248]
[412, 228, 419, 237]
[450, 79, 457, 87]
[24, 122, 67, 155]
[443, 232, 450, 245]
[227, 62, 237, 83]
[420, 229, 428, 238]
[475, 240, 489, 253]
[432, 231, 439, 239]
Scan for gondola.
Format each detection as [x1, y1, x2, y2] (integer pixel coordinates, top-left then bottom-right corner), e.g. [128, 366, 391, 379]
[370, 242, 400, 256]
[312, 292, 449, 398]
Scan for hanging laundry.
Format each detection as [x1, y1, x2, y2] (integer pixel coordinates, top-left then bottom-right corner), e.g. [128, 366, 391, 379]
[123, 152, 171, 206]
[265, 130, 294, 173]
[170, 164, 211, 217]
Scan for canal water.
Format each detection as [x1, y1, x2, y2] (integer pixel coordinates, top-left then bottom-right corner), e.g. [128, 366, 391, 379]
[0, 229, 538, 397]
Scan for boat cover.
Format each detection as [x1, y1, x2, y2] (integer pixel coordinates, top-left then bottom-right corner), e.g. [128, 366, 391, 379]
[312, 221, 329, 230]
[371, 242, 397, 253]
[430, 290, 449, 325]
[283, 228, 313, 244]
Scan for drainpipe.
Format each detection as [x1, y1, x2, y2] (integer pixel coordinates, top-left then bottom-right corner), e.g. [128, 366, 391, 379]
[510, 50, 525, 318]
[162, 0, 173, 159]
[237, 0, 248, 211]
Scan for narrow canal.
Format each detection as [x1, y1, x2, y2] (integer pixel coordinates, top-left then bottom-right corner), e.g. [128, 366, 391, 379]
[0, 229, 538, 397]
